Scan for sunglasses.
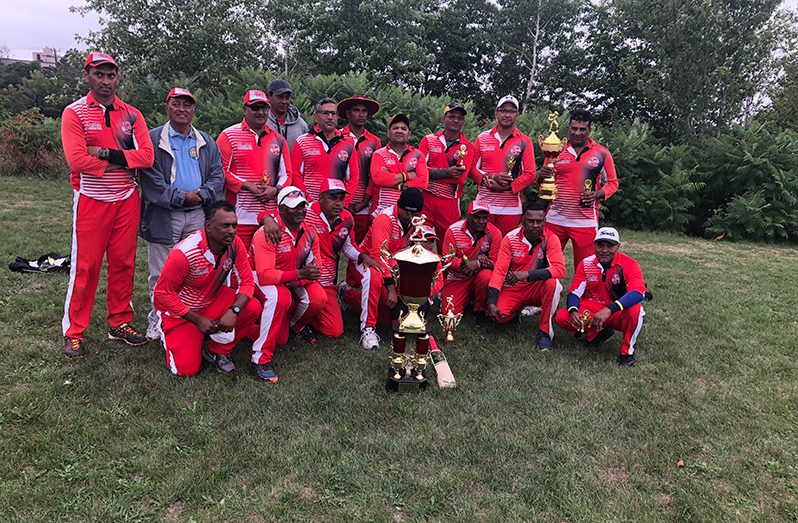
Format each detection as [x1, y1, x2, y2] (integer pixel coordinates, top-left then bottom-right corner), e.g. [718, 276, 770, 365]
[247, 104, 269, 112]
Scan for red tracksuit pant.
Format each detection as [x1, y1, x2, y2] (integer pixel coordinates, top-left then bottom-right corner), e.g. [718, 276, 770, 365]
[440, 270, 492, 315]
[543, 222, 597, 268]
[159, 286, 261, 376]
[311, 286, 345, 338]
[554, 299, 645, 356]
[63, 190, 140, 339]
[490, 214, 522, 237]
[494, 279, 562, 336]
[421, 192, 461, 253]
[236, 224, 260, 254]
[343, 264, 389, 329]
[288, 281, 328, 334]
[353, 214, 370, 245]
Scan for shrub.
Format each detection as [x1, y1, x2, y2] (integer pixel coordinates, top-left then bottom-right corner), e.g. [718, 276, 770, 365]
[0, 111, 66, 177]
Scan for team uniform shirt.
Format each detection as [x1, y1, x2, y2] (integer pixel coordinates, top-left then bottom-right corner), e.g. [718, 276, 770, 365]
[292, 127, 359, 205]
[418, 131, 475, 199]
[360, 205, 415, 280]
[342, 125, 382, 215]
[369, 145, 429, 217]
[217, 119, 292, 225]
[442, 220, 502, 281]
[303, 201, 361, 287]
[61, 92, 154, 202]
[566, 252, 645, 314]
[153, 229, 254, 317]
[252, 213, 321, 286]
[546, 138, 618, 228]
[470, 127, 536, 215]
[489, 228, 566, 292]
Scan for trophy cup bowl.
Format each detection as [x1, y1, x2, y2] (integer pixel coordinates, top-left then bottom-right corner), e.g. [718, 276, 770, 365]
[456, 144, 467, 167]
[536, 112, 566, 200]
[437, 296, 463, 344]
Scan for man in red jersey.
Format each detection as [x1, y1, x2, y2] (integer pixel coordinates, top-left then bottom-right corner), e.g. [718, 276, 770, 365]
[217, 89, 292, 251]
[292, 98, 359, 203]
[487, 201, 565, 351]
[554, 227, 645, 367]
[469, 95, 537, 236]
[440, 201, 502, 326]
[539, 109, 618, 268]
[154, 202, 262, 376]
[369, 113, 429, 218]
[251, 187, 324, 383]
[61, 52, 154, 359]
[419, 102, 475, 247]
[338, 95, 381, 243]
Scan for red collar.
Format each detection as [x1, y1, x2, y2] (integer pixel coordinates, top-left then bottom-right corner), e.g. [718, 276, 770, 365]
[490, 125, 519, 139]
[86, 91, 121, 109]
[240, 118, 270, 134]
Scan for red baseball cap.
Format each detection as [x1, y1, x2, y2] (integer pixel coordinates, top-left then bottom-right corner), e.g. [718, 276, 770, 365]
[243, 90, 269, 106]
[388, 113, 410, 129]
[166, 87, 196, 103]
[320, 178, 348, 195]
[419, 224, 438, 240]
[83, 52, 118, 70]
[468, 200, 490, 215]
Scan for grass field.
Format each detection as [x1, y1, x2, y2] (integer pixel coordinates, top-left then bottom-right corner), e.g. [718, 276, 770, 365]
[0, 176, 796, 522]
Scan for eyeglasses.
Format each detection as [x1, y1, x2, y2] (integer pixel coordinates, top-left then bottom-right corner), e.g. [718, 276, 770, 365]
[445, 114, 465, 121]
[316, 110, 338, 117]
[168, 100, 195, 109]
[496, 108, 518, 115]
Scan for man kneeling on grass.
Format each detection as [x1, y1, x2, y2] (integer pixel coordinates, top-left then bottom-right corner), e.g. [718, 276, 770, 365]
[153, 201, 262, 376]
[554, 227, 646, 366]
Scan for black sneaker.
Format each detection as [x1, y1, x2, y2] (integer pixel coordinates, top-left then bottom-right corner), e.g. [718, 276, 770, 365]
[63, 337, 86, 360]
[617, 354, 636, 367]
[108, 323, 149, 346]
[536, 330, 553, 351]
[474, 311, 487, 328]
[252, 362, 279, 383]
[202, 348, 236, 374]
[296, 326, 318, 345]
[587, 327, 614, 348]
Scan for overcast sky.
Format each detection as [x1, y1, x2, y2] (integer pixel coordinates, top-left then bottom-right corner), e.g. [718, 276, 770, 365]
[3, 0, 798, 60]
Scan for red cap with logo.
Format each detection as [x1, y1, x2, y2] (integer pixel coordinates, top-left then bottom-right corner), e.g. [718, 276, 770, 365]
[468, 200, 490, 215]
[166, 87, 196, 103]
[243, 90, 269, 106]
[83, 52, 118, 69]
[320, 178, 348, 195]
[419, 224, 438, 240]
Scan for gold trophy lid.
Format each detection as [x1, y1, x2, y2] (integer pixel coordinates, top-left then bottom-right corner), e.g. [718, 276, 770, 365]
[538, 111, 567, 152]
[393, 215, 441, 265]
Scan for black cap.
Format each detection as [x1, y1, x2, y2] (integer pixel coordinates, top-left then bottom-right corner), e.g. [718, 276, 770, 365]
[444, 102, 467, 116]
[267, 79, 293, 95]
[397, 188, 424, 213]
[388, 113, 410, 129]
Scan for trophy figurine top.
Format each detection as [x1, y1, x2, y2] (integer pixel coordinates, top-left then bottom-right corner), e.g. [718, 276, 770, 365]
[456, 144, 467, 167]
[437, 295, 463, 344]
[538, 112, 568, 169]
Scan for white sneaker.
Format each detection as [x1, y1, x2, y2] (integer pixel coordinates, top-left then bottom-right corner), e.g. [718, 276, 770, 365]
[146, 322, 162, 340]
[520, 306, 541, 317]
[337, 281, 352, 312]
[360, 327, 380, 350]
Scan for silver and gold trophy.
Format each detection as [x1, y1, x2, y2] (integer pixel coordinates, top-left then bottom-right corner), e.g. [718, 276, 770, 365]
[537, 112, 566, 200]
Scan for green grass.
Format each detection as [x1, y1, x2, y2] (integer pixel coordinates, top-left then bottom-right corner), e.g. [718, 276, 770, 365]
[0, 176, 796, 522]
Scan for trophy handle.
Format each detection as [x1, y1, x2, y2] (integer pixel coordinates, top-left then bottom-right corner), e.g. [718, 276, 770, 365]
[379, 240, 399, 285]
[433, 245, 456, 283]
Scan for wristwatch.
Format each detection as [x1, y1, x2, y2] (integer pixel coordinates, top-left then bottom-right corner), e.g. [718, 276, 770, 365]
[98, 148, 110, 160]
[229, 305, 241, 315]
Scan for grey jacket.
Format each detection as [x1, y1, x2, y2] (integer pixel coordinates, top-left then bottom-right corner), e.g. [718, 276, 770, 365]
[139, 123, 224, 244]
[267, 105, 309, 150]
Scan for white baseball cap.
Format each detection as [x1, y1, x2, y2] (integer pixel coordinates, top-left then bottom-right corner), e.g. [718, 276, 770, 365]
[594, 227, 620, 245]
[277, 186, 308, 208]
[496, 95, 520, 110]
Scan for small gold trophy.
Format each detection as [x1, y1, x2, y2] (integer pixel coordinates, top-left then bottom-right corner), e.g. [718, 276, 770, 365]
[380, 216, 455, 393]
[581, 179, 593, 208]
[261, 170, 271, 187]
[437, 296, 463, 345]
[537, 112, 567, 200]
[576, 310, 591, 339]
[456, 144, 467, 167]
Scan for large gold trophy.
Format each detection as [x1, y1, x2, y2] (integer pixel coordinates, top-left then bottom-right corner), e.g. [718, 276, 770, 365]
[380, 216, 455, 394]
[537, 112, 567, 200]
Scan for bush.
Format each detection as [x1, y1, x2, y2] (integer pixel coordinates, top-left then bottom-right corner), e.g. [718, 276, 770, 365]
[0, 111, 66, 177]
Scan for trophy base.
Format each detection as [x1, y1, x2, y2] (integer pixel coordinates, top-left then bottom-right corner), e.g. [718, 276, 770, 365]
[386, 368, 429, 394]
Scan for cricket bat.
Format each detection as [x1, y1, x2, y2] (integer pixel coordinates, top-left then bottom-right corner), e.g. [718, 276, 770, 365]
[428, 336, 456, 388]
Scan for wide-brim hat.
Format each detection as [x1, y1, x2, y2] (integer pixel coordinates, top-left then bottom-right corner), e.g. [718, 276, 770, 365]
[337, 95, 381, 118]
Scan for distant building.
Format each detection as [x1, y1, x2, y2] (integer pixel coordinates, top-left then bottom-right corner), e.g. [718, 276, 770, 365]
[32, 48, 58, 68]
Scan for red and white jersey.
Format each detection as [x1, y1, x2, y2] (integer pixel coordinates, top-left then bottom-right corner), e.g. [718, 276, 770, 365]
[489, 228, 565, 290]
[545, 138, 618, 228]
[252, 213, 321, 286]
[569, 252, 645, 304]
[469, 126, 536, 215]
[419, 131, 475, 199]
[441, 219, 502, 281]
[369, 145, 429, 217]
[303, 201, 361, 286]
[360, 205, 415, 279]
[217, 119, 292, 225]
[61, 92, 154, 202]
[342, 125, 381, 215]
[292, 127, 359, 205]
[153, 229, 254, 316]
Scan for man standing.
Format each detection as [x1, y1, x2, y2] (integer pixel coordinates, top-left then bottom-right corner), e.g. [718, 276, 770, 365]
[341, 188, 425, 350]
[217, 89, 292, 251]
[440, 201, 502, 326]
[419, 103, 475, 245]
[487, 202, 565, 351]
[370, 114, 429, 218]
[266, 79, 309, 150]
[554, 227, 645, 366]
[292, 98, 359, 203]
[470, 95, 537, 236]
[338, 95, 381, 243]
[140, 87, 224, 340]
[540, 109, 618, 268]
[251, 187, 325, 382]
[153, 201, 261, 376]
[61, 52, 154, 359]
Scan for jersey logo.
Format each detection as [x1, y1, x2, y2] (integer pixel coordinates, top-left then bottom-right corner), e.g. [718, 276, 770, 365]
[587, 156, 600, 168]
[429, 146, 443, 153]
[611, 272, 621, 285]
[384, 159, 397, 166]
[189, 147, 199, 160]
[338, 227, 349, 239]
[277, 245, 291, 254]
[237, 143, 253, 151]
[456, 242, 470, 249]
[85, 122, 102, 131]
[338, 150, 349, 162]
[482, 145, 496, 152]
[586, 275, 599, 282]
[190, 266, 210, 276]
[270, 143, 281, 156]
[509, 145, 522, 156]
[121, 121, 133, 134]
[222, 257, 233, 272]
[555, 159, 570, 165]
[306, 149, 322, 156]
[407, 157, 418, 168]
[364, 147, 374, 158]
[512, 250, 526, 257]
[480, 243, 490, 253]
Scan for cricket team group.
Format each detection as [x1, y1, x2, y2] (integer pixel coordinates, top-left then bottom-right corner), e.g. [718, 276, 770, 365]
[59, 52, 648, 383]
